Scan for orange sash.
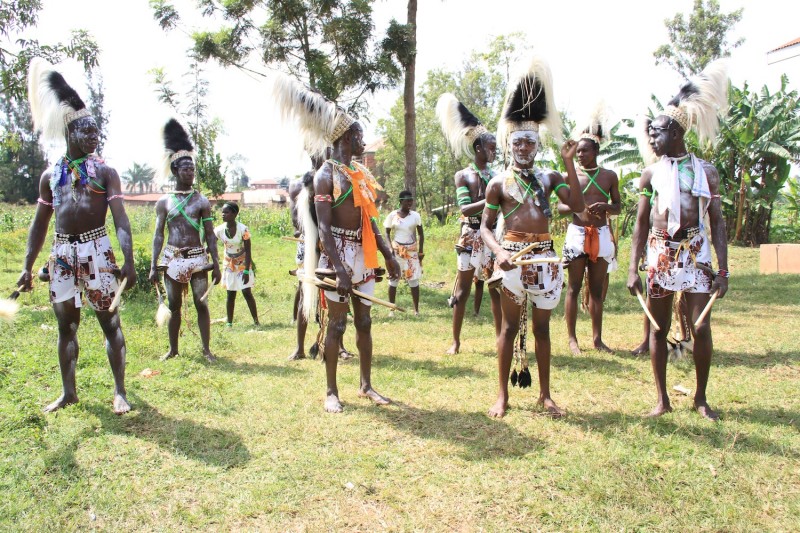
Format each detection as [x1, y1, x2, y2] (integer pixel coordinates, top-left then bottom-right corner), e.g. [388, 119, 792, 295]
[340, 164, 380, 269]
[584, 226, 599, 262]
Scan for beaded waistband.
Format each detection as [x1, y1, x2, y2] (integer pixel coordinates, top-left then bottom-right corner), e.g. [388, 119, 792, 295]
[650, 226, 700, 241]
[331, 226, 362, 241]
[165, 244, 206, 258]
[54, 226, 107, 244]
[501, 240, 554, 253]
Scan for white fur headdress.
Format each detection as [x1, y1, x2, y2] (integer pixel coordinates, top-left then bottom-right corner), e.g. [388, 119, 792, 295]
[159, 118, 195, 182]
[27, 57, 93, 144]
[268, 73, 355, 158]
[497, 54, 562, 155]
[435, 93, 491, 159]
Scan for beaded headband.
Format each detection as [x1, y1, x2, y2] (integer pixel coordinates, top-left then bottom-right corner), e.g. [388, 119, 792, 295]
[64, 108, 93, 126]
[579, 132, 602, 145]
[328, 113, 356, 144]
[169, 150, 194, 164]
[508, 121, 540, 134]
[465, 124, 489, 144]
[662, 105, 690, 132]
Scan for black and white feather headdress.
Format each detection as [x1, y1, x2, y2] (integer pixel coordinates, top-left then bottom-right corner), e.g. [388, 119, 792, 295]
[269, 73, 355, 158]
[27, 58, 93, 144]
[160, 118, 194, 181]
[435, 93, 490, 159]
[497, 54, 561, 154]
[638, 59, 729, 163]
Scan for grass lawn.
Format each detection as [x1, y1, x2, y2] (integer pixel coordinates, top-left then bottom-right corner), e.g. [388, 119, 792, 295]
[0, 211, 798, 531]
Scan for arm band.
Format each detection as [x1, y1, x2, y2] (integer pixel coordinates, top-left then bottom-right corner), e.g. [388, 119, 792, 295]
[456, 186, 470, 195]
[553, 183, 569, 193]
[485, 202, 499, 210]
[242, 269, 250, 275]
[37, 198, 54, 208]
[457, 197, 471, 206]
[639, 189, 653, 197]
[314, 194, 333, 203]
[202, 217, 214, 222]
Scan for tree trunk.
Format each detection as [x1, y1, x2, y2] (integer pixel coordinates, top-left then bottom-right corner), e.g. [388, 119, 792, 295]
[403, 0, 417, 201]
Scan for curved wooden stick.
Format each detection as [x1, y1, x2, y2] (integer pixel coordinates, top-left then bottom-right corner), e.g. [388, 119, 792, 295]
[509, 242, 540, 262]
[694, 290, 719, 328]
[281, 236, 304, 243]
[635, 286, 660, 332]
[304, 275, 405, 312]
[108, 278, 128, 312]
[200, 283, 213, 302]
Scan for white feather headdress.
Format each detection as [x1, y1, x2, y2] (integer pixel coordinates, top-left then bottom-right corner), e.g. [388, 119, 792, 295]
[497, 54, 562, 155]
[574, 101, 610, 146]
[268, 73, 354, 158]
[662, 59, 729, 144]
[435, 93, 490, 159]
[27, 57, 92, 145]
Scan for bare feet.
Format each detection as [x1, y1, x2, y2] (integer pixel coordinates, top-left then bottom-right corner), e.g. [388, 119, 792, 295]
[568, 338, 582, 356]
[204, 351, 217, 363]
[113, 392, 131, 415]
[646, 403, 673, 417]
[358, 387, 391, 405]
[325, 393, 343, 413]
[44, 394, 78, 413]
[593, 340, 614, 353]
[630, 341, 649, 356]
[338, 349, 354, 361]
[695, 401, 720, 421]
[538, 396, 565, 418]
[446, 341, 460, 355]
[160, 350, 178, 361]
[287, 349, 306, 361]
[488, 397, 508, 418]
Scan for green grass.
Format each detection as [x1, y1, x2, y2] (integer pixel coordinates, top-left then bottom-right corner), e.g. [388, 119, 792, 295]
[0, 205, 798, 530]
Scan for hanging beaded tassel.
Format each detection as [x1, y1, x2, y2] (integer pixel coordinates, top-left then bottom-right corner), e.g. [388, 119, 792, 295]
[517, 296, 532, 388]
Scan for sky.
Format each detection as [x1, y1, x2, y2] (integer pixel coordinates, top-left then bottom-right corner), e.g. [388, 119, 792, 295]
[20, 0, 800, 184]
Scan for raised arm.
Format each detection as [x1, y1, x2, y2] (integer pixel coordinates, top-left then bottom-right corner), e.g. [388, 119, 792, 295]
[554, 140, 585, 213]
[18, 171, 55, 290]
[105, 166, 136, 290]
[626, 169, 653, 296]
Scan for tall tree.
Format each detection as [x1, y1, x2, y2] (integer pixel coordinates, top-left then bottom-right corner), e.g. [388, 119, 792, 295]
[122, 162, 156, 193]
[151, 0, 402, 113]
[0, 92, 46, 203]
[653, 0, 744, 79]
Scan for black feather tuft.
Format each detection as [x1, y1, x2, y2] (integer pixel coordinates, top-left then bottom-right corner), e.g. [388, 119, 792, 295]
[510, 368, 518, 387]
[668, 81, 699, 107]
[163, 119, 193, 153]
[457, 102, 482, 128]
[518, 367, 532, 388]
[504, 75, 548, 123]
[46, 71, 86, 111]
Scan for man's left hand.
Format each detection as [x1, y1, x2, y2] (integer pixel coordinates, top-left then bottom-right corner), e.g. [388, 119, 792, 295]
[387, 256, 401, 281]
[587, 202, 607, 216]
[561, 139, 578, 160]
[711, 276, 728, 298]
[212, 264, 222, 285]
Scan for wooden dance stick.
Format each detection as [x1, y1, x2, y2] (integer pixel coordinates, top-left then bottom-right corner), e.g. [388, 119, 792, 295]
[108, 278, 128, 312]
[307, 275, 406, 312]
[509, 242, 540, 262]
[281, 236, 304, 243]
[693, 290, 719, 329]
[200, 283, 213, 302]
[634, 286, 660, 332]
[513, 257, 562, 266]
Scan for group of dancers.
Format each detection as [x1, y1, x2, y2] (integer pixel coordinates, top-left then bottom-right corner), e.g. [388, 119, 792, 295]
[18, 51, 729, 420]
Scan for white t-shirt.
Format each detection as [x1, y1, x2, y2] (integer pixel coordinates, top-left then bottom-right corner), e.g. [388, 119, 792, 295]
[383, 210, 421, 245]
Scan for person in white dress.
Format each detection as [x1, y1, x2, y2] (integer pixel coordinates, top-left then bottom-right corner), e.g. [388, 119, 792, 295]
[383, 190, 424, 315]
[214, 202, 259, 326]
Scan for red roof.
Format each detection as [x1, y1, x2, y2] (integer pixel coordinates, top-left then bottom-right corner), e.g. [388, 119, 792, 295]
[769, 37, 800, 53]
[123, 192, 242, 203]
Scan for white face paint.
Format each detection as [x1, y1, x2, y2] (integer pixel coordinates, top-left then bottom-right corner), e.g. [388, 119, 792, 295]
[510, 130, 539, 166]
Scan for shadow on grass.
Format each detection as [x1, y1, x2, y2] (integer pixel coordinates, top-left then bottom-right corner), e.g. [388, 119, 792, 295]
[563, 409, 798, 458]
[82, 396, 251, 468]
[353, 400, 543, 461]
[378, 354, 488, 379]
[713, 349, 800, 368]
[213, 357, 305, 377]
[726, 407, 800, 432]
[554, 353, 637, 375]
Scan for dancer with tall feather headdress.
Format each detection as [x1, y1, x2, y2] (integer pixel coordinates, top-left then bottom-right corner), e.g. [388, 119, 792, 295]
[436, 93, 502, 355]
[626, 60, 730, 421]
[270, 74, 400, 413]
[19, 58, 136, 414]
[149, 118, 221, 363]
[481, 55, 585, 418]
[558, 102, 621, 355]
